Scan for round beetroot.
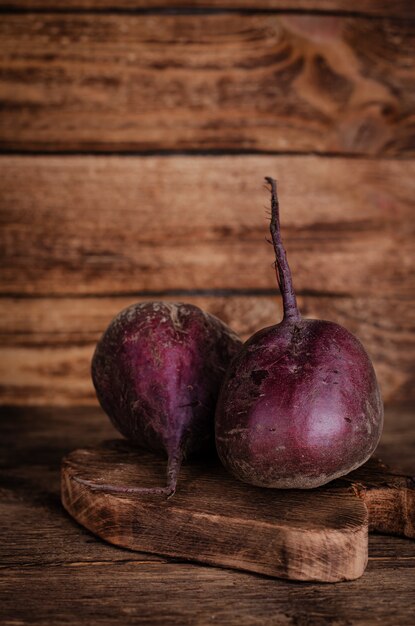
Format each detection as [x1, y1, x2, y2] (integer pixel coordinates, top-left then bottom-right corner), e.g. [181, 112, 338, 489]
[215, 178, 383, 489]
[85, 301, 242, 496]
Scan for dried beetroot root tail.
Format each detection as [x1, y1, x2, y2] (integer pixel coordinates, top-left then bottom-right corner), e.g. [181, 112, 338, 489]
[73, 446, 183, 498]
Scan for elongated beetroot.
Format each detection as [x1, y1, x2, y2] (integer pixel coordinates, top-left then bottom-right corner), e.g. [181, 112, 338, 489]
[82, 302, 242, 496]
[215, 178, 383, 489]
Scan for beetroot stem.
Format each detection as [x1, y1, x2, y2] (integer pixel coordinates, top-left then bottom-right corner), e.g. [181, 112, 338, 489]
[265, 177, 301, 322]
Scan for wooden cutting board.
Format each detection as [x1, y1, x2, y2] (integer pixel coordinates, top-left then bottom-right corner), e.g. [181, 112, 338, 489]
[61, 440, 414, 583]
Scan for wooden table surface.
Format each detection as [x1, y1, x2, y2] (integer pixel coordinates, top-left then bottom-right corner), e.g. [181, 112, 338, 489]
[1, 405, 414, 626]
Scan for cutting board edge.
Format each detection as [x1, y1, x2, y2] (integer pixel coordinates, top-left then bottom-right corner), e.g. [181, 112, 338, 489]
[61, 450, 369, 583]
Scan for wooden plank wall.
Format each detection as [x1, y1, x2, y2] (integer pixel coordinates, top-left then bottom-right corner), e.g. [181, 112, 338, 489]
[0, 1, 413, 406]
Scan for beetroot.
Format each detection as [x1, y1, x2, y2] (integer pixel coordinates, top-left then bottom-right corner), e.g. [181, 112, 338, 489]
[84, 302, 242, 496]
[215, 178, 383, 489]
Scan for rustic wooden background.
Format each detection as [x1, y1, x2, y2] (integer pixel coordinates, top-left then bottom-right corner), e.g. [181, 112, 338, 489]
[0, 1, 414, 406]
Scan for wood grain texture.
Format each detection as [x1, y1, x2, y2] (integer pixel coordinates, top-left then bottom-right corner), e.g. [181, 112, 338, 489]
[0, 14, 414, 154]
[1, 1, 414, 18]
[61, 444, 414, 582]
[1, 405, 415, 626]
[348, 459, 415, 538]
[0, 407, 415, 626]
[3, 562, 415, 626]
[0, 294, 413, 405]
[62, 441, 370, 583]
[1, 155, 414, 297]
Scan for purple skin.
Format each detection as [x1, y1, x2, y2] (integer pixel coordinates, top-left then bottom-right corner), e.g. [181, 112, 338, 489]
[77, 302, 242, 497]
[215, 178, 383, 489]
